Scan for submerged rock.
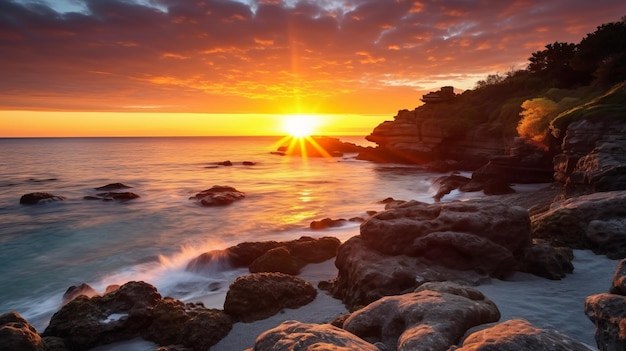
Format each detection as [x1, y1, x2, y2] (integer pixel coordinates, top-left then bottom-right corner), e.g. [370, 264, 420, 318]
[253, 320, 379, 351]
[19, 192, 66, 205]
[343, 282, 500, 351]
[189, 185, 245, 206]
[94, 183, 132, 191]
[310, 217, 347, 230]
[84, 192, 140, 201]
[0, 311, 45, 351]
[223, 273, 317, 322]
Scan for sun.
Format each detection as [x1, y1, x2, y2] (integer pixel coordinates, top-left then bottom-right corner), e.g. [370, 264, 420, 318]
[282, 114, 318, 137]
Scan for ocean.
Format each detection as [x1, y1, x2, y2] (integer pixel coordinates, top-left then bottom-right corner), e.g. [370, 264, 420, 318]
[0, 136, 615, 350]
[0, 136, 449, 331]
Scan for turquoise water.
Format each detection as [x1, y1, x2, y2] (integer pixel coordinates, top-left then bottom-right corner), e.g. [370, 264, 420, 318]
[0, 136, 441, 330]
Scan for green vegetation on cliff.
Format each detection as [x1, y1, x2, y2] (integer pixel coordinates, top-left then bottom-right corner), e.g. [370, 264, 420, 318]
[420, 16, 626, 144]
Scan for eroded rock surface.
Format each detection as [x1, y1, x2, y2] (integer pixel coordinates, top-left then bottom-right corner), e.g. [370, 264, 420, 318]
[343, 282, 500, 351]
[253, 320, 379, 351]
[532, 190, 626, 258]
[0, 311, 45, 351]
[223, 273, 317, 322]
[453, 319, 594, 351]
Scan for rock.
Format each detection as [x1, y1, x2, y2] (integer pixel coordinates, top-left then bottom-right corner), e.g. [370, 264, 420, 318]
[531, 190, 626, 258]
[521, 243, 574, 280]
[95, 183, 132, 190]
[249, 246, 301, 275]
[610, 258, 626, 295]
[276, 136, 366, 158]
[43, 281, 162, 350]
[242, 161, 255, 166]
[84, 192, 140, 201]
[62, 283, 98, 305]
[554, 118, 626, 196]
[189, 185, 245, 206]
[144, 298, 232, 351]
[325, 236, 489, 310]
[19, 192, 66, 205]
[252, 320, 379, 351]
[432, 174, 471, 202]
[310, 217, 347, 230]
[471, 138, 555, 185]
[360, 199, 531, 277]
[585, 293, 626, 351]
[343, 282, 500, 351]
[481, 179, 515, 195]
[0, 311, 45, 351]
[359, 108, 506, 167]
[223, 273, 317, 322]
[217, 160, 233, 166]
[453, 319, 594, 351]
[186, 236, 340, 274]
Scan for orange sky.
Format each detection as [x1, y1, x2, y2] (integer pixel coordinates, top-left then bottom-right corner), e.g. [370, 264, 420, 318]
[1, 0, 625, 136]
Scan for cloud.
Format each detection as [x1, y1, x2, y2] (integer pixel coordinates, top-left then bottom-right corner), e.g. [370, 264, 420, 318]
[1, 0, 625, 114]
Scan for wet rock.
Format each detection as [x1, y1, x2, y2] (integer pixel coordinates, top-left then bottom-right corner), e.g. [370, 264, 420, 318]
[43, 281, 162, 350]
[0, 311, 45, 351]
[242, 161, 255, 166]
[95, 183, 132, 191]
[343, 282, 500, 351]
[432, 174, 471, 202]
[189, 185, 245, 206]
[453, 319, 593, 351]
[217, 160, 232, 166]
[186, 236, 340, 275]
[252, 320, 379, 351]
[310, 217, 347, 230]
[19, 192, 66, 205]
[144, 298, 232, 351]
[585, 293, 626, 351]
[482, 179, 516, 195]
[532, 190, 626, 258]
[62, 283, 98, 305]
[521, 243, 574, 280]
[610, 259, 626, 295]
[84, 192, 140, 201]
[249, 246, 301, 275]
[223, 273, 317, 322]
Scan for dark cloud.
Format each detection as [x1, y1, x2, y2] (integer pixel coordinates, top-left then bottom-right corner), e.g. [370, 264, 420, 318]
[1, 0, 625, 114]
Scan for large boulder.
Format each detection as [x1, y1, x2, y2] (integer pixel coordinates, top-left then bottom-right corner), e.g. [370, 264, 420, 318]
[360, 199, 531, 277]
[453, 319, 594, 350]
[342, 282, 500, 351]
[189, 185, 245, 206]
[0, 311, 45, 351]
[324, 236, 489, 310]
[223, 273, 317, 322]
[531, 190, 626, 258]
[252, 320, 379, 351]
[19, 192, 66, 205]
[144, 298, 232, 351]
[43, 281, 162, 350]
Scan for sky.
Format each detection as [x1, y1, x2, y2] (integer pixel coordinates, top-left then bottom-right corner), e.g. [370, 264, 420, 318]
[1, 0, 625, 137]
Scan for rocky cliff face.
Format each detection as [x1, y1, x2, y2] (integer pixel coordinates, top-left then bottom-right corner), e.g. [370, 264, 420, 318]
[554, 118, 626, 196]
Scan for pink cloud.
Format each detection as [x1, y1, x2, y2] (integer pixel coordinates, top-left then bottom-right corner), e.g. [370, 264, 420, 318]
[0, 0, 624, 114]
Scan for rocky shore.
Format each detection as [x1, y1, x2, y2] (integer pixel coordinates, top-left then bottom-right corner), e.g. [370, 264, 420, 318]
[5, 86, 626, 350]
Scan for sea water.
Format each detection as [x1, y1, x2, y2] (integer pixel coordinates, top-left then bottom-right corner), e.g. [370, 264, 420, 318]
[0, 136, 615, 349]
[0, 136, 444, 331]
